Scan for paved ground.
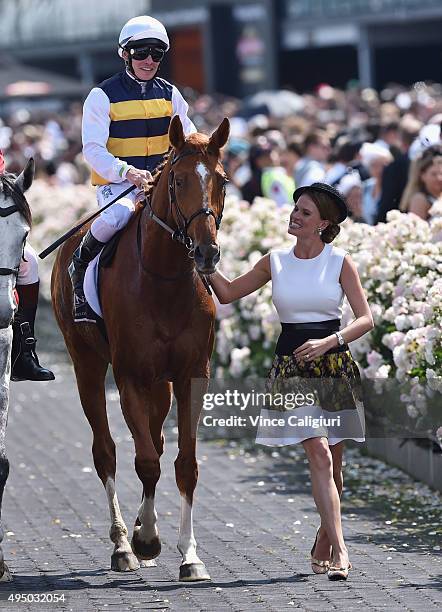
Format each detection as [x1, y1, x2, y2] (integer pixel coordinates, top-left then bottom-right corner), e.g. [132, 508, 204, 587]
[1, 357, 441, 611]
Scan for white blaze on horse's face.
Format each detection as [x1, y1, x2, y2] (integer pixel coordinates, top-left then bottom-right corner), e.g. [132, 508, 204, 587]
[195, 162, 210, 209]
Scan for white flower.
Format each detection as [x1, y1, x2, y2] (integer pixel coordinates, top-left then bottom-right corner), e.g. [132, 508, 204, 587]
[382, 331, 405, 350]
[230, 347, 251, 377]
[410, 313, 425, 328]
[394, 314, 410, 331]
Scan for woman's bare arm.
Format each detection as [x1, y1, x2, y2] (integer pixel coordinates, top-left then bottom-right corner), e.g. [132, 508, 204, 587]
[324, 254, 374, 349]
[408, 193, 430, 220]
[209, 254, 271, 304]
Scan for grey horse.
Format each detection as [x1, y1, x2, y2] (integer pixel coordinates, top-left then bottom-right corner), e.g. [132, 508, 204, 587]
[0, 159, 34, 581]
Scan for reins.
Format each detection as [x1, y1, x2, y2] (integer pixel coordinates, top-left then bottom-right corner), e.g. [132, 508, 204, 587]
[136, 148, 227, 292]
[143, 149, 225, 249]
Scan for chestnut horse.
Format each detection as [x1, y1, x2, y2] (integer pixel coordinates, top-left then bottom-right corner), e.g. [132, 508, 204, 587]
[51, 116, 229, 581]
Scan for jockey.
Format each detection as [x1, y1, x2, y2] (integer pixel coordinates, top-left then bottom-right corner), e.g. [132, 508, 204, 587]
[0, 149, 54, 382]
[71, 15, 196, 322]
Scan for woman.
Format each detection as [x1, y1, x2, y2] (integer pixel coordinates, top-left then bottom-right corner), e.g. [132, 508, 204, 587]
[360, 142, 393, 225]
[209, 183, 374, 581]
[336, 170, 365, 223]
[399, 145, 442, 220]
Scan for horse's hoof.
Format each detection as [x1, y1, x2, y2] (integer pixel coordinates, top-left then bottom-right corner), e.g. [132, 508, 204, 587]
[110, 550, 140, 572]
[140, 559, 157, 568]
[0, 563, 12, 582]
[179, 562, 211, 582]
[131, 530, 161, 560]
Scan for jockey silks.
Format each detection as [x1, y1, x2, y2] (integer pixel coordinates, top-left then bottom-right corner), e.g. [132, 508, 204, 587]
[82, 70, 196, 186]
[91, 72, 171, 185]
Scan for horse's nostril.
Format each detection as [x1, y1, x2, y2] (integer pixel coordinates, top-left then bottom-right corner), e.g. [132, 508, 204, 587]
[195, 244, 219, 261]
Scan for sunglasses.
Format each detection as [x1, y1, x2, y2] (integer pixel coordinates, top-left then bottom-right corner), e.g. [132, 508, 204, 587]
[130, 46, 165, 62]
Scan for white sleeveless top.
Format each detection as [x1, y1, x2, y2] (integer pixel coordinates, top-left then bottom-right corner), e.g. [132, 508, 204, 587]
[270, 243, 348, 323]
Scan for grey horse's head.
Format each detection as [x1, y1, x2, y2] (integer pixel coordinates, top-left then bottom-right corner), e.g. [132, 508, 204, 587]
[0, 159, 34, 329]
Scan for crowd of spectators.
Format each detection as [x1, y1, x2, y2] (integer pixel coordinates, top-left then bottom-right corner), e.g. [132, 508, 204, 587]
[1, 80, 441, 225]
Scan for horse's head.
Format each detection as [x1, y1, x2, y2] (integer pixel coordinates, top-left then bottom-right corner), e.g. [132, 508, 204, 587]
[0, 159, 33, 329]
[168, 116, 230, 274]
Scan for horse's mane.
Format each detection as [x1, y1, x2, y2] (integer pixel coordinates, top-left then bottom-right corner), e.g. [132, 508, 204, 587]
[0, 173, 32, 227]
[143, 150, 173, 200]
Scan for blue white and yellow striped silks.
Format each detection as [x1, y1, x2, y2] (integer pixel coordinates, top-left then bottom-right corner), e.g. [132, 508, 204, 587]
[89, 71, 173, 185]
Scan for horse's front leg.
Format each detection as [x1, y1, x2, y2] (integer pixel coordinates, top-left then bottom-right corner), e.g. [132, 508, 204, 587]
[173, 376, 210, 582]
[117, 379, 162, 561]
[0, 328, 12, 582]
[72, 351, 138, 572]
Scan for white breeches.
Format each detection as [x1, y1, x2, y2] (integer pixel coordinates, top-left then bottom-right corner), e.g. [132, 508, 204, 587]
[91, 181, 142, 242]
[17, 244, 39, 286]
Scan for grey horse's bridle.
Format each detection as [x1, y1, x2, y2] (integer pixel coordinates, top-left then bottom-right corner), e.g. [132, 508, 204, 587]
[0, 204, 25, 277]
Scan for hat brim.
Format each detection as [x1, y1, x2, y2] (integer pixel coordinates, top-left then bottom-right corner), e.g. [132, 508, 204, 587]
[293, 183, 348, 223]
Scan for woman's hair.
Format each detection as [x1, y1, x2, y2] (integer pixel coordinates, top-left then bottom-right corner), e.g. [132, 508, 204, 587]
[400, 146, 442, 212]
[305, 190, 341, 243]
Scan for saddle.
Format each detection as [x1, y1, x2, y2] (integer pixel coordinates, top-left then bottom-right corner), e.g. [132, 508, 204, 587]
[99, 230, 124, 269]
[89, 230, 124, 341]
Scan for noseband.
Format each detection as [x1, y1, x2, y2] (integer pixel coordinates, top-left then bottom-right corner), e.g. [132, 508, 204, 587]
[144, 149, 227, 252]
[0, 203, 25, 278]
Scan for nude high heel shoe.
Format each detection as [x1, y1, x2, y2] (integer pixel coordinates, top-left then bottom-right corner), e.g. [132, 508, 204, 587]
[311, 528, 331, 574]
[327, 551, 352, 580]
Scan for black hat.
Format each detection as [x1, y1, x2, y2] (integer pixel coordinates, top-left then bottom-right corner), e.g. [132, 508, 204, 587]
[293, 182, 349, 223]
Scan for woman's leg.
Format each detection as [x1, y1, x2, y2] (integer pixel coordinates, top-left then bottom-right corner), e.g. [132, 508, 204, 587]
[302, 437, 348, 567]
[330, 442, 344, 496]
[314, 441, 344, 558]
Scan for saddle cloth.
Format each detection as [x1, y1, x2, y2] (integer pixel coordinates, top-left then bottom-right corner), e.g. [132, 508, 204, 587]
[83, 230, 123, 319]
[83, 253, 102, 317]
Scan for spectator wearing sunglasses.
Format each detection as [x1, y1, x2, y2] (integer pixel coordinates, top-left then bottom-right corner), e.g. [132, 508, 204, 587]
[72, 16, 196, 323]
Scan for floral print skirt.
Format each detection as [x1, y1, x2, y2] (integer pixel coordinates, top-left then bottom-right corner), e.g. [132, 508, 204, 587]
[255, 350, 366, 446]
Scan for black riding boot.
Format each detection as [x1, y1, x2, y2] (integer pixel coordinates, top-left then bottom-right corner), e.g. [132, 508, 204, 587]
[11, 284, 55, 382]
[68, 230, 105, 323]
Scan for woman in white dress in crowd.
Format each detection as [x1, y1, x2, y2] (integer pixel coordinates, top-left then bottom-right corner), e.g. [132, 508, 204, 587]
[209, 183, 374, 580]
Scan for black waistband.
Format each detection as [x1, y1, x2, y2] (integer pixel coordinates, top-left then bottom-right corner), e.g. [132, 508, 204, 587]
[275, 319, 348, 356]
[280, 319, 341, 331]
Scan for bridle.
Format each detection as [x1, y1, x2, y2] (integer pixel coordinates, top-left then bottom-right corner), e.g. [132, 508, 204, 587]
[137, 148, 227, 293]
[0, 203, 26, 278]
[143, 149, 227, 254]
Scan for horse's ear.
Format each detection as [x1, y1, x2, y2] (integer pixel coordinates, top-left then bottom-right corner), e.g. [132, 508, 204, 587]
[15, 158, 35, 193]
[169, 115, 186, 151]
[208, 118, 230, 155]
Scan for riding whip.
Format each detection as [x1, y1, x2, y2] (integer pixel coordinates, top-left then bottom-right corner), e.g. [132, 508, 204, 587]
[38, 184, 137, 259]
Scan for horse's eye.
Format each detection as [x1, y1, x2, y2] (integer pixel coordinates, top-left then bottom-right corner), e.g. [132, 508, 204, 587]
[175, 177, 184, 188]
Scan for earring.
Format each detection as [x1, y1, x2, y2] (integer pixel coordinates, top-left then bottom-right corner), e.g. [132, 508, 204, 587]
[317, 227, 323, 235]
